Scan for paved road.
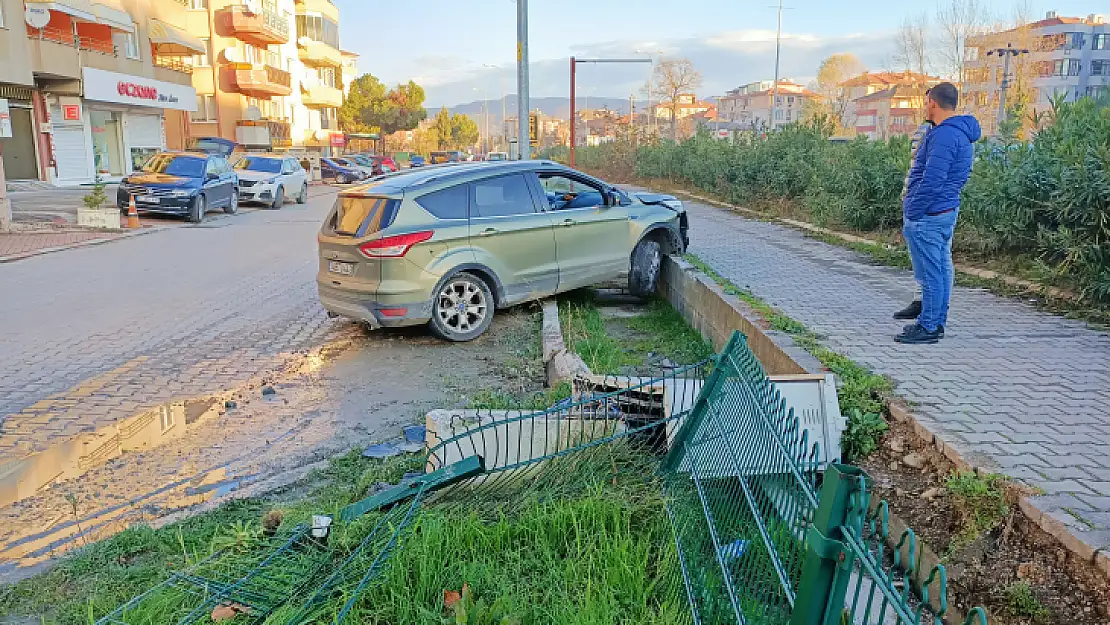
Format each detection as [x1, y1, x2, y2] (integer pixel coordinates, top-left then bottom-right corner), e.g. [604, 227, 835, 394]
[0, 188, 343, 457]
[684, 199, 1110, 545]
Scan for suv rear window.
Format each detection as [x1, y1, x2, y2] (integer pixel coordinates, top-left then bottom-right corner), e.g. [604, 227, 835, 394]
[334, 196, 400, 236]
[416, 185, 468, 219]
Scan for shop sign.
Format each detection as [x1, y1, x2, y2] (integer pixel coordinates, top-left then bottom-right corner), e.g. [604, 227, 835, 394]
[330, 133, 346, 147]
[63, 104, 82, 121]
[0, 99, 11, 138]
[81, 68, 197, 112]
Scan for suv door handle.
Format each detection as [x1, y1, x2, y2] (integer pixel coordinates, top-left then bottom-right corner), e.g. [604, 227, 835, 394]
[560, 219, 575, 227]
[478, 228, 498, 236]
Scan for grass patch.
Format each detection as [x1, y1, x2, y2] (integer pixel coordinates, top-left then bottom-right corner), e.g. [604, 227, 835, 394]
[999, 581, 1051, 623]
[684, 253, 892, 461]
[624, 299, 715, 365]
[558, 291, 713, 375]
[467, 383, 573, 410]
[945, 472, 1010, 553]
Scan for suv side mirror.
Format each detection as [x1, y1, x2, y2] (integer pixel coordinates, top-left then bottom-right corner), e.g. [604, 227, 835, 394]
[607, 190, 621, 207]
[206, 171, 219, 181]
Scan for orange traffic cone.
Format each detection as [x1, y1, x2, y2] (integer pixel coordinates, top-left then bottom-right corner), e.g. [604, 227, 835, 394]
[126, 195, 141, 229]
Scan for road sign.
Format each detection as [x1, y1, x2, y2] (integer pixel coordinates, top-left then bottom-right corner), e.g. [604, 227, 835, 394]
[528, 113, 538, 147]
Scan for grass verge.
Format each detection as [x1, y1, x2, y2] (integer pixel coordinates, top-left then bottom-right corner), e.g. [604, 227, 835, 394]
[558, 290, 713, 375]
[683, 254, 892, 461]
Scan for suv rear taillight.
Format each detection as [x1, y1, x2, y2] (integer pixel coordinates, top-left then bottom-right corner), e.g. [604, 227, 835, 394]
[358, 231, 434, 258]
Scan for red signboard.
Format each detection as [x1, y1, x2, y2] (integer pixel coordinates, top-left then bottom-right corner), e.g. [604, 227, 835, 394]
[117, 82, 159, 100]
[330, 133, 346, 147]
[62, 104, 81, 121]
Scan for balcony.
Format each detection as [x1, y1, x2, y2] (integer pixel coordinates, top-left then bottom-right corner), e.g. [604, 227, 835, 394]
[229, 62, 291, 97]
[297, 38, 342, 67]
[229, 4, 291, 46]
[153, 55, 193, 74]
[235, 118, 291, 148]
[300, 82, 342, 108]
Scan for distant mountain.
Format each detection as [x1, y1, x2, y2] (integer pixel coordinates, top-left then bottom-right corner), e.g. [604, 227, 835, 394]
[439, 96, 648, 128]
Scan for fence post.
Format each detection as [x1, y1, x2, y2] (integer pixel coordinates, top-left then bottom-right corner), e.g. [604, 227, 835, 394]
[790, 463, 865, 625]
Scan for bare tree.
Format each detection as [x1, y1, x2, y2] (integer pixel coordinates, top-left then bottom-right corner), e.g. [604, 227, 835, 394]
[651, 59, 703, 141]
[894, 13, 932, 77]
[936, 0, 990, 89]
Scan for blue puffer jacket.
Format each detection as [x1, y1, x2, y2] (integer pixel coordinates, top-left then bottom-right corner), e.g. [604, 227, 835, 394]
[902, 115, 982, 221]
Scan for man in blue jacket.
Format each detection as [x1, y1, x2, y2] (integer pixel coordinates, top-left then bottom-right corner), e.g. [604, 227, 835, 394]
[896, 82, 981, 345]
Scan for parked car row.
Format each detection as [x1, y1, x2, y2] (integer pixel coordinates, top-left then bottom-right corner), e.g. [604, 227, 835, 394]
[116, 142, 413, 221]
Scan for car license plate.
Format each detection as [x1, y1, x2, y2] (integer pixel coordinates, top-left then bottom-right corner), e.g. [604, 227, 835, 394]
[137, 195, 158, 204]
[328, 261, 354, 276]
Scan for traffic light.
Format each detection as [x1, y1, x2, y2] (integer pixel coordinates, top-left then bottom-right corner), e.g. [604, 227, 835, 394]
[528, 114, 539, 147]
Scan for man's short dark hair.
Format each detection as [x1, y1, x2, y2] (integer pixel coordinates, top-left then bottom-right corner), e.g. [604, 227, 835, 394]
[926, 82, 959, 110]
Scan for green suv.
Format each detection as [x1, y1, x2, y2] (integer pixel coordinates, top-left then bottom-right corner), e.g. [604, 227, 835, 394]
[317, 160, 688, 341]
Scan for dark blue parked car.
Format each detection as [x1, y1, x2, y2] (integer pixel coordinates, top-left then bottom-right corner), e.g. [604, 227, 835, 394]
[409, 155, 426, 168]
[117, 152, 239, 223]
[321, 157, 363, 184]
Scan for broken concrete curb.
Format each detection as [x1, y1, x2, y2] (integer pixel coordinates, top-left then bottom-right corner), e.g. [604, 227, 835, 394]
[541, 299, 590, 386]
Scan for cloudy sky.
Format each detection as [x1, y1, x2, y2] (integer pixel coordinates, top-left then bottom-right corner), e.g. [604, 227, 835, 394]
[335, 0, 1106, 108]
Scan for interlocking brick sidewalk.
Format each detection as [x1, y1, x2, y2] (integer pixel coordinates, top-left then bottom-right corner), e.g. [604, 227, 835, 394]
[682, 198, 1110, 547]
[0, 229, 124, 260]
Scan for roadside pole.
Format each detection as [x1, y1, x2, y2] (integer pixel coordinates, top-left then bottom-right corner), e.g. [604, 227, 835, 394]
[0, 144, 11, 232]
[516, 0, 530, 160]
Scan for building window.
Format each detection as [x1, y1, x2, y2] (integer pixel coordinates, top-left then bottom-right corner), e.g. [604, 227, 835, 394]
[965, 46, 979, 61]
[774, 109, 783, 120]
[1066, 32, 1085, 49]
[318, 67, 337, 88]
[295, 14, 339, 48]
[787, 96, 795, 104]
[785, 110, 791, 121]
[1087, 86, 1108, 99]
[124, 31, 139, 59]
[1094, 34, 1109, 50]
[191, 38, 211, 66]
[191, 94, 216, 122]
[0, 1, 6, 27]
[775, 96, 784, 105]
[1093, 60, 1109, 76]
[189, 0, 207, 8]
[1068, 59, 1082, 76]
[159, 405, 176, 432]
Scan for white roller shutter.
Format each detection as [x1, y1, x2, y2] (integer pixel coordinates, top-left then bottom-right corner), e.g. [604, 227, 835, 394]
[50, 104, 91, 184]
[125, 113, 164, 149]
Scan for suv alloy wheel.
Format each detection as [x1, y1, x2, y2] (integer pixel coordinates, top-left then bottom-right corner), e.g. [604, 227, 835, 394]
[429, 272, 494, 341]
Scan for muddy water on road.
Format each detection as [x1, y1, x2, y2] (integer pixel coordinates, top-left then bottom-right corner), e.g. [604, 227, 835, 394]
[0, 310, 542, 583]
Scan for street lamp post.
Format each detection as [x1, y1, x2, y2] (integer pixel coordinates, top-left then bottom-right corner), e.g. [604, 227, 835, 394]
[484, 63, 506, 151]
[569, 57, 651, 166]
[516, 0, 530, 160]
[986, 43, 1030, 133]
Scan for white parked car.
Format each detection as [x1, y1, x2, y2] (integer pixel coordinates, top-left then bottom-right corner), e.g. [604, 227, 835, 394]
[233, 154, 309, 209]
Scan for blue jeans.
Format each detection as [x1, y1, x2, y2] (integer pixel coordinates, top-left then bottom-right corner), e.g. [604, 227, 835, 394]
[903, 211, 957, 332]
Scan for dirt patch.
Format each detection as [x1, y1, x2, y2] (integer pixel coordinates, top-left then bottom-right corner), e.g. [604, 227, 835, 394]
[859, 420, 1110, 625]
[0, 309, 544, 583]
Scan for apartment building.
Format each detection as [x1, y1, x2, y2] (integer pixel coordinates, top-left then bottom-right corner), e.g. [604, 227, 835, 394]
[651, 93, 713, 121]
[0, 0, 201, 185]
[838, 71, 940, 131]
[964, 11, 1108, 133]
[852, 86, 932, 139]
[180, 0, 344, 156]
[716, 80, 817, 131]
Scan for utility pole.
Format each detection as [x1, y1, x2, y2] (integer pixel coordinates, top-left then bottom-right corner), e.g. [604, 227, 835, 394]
[987, 43, 1029, 134]
[516, 0, 530, 160]
[769, 0, 784, 131]
[568, 57, 651, 166]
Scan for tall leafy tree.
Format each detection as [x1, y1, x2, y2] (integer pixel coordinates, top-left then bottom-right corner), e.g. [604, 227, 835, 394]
[430, 107, 479, 149]
[340, 75, 427, 136]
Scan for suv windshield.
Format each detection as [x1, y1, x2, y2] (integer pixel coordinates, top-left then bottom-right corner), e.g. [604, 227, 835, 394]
[142, 154, 206, 177]
[234, 157, 283, 173]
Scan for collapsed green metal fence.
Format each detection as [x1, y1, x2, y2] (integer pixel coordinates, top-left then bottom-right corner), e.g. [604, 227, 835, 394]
[95, 331, 989, 625]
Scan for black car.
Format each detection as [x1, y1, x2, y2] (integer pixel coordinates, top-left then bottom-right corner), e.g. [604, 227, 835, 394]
[117, 152, 239, 223]
[320, 157, 364, 184]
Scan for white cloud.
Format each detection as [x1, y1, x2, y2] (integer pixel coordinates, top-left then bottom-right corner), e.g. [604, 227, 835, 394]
[424, 27, 898, 108]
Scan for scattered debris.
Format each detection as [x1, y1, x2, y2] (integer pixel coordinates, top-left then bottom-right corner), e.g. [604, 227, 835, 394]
[210, 602, 250, 622]
[444, 582, 470, 611]
[261, 386, 276, 397]
[920, 487, 942, 501]
[902, 452, 927, 469]
[261, 509, 284, 536]
[887, 437, 905, 453]
[224, 400, 238, 409]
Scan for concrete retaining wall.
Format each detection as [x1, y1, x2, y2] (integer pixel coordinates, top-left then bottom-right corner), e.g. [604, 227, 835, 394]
[657, 255, 823, 375]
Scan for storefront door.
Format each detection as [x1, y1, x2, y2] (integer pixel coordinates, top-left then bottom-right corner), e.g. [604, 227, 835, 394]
[0, 106, 39, 180]
[90, 110, 125, 176]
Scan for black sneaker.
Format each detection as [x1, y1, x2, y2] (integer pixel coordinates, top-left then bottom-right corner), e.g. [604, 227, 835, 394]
[895, 323, 941, 344]
[893, 300, 922, 320]
[903, 323, 944, 338]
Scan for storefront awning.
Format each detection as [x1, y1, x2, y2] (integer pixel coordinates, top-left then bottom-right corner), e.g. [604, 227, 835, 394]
[148, 18, 206, 56]
[25, 0, 97, 23]
[92, 1, 135, 32]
